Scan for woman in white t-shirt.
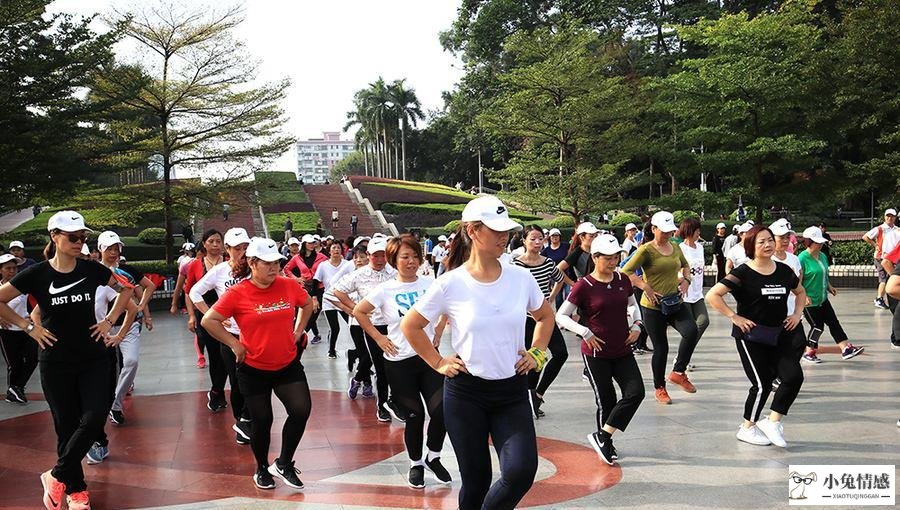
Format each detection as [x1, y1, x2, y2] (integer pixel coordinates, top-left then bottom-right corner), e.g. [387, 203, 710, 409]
[353, 235, 449, 490]
[769, 219, 807, 379]
[0, 254, 38, 404]
[314, 243, 353, 359]
[400, 196, 555, 510]
[676, 218, 709, 372]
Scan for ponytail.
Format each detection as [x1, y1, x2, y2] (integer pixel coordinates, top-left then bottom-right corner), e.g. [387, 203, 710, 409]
[43, 240, 56, 260]
[445, 222, 475, 272]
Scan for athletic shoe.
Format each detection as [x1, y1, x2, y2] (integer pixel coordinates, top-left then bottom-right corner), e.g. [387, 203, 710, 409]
[841, 344, 864, 360]
[253, 467, 276, 490]
[587, 432, 615, 466]
[347, 349, 357, 372]
[529, 389, 545, 419]
[196, 356, 206, 369]
[892, 342, 900, 350]
[385, 399, 408, 422]
[756, 417, 787, 448]
[633, 347, 646, 355]
[802, 353, 822, 364]
[667, 372, 696, 393]
[736, 424, 771, 446]
[581, 367, 590, 382]
[361, 382, 375, 399]
[328, 351, 337, 359]
[610, 442, 619, 460]
[772, 378, 781, 391]
[376, 405, 392, 423]
[6, 386, 26, 405]
[109, 409, 125, 426]
[233, 420, 251, 445]
[268, 458, 304, 489]
[686, 363, 696, 372]
[654, 387, 672, 405]
[347, 378, 360, 400]
[408, 465, 425, 489]
[40, 470, 66, 510]
[310, 335, 322, 344]
[207, 390, 227, 412]
[424, 457, 452, 484]
[874, 298, 889, 309]
[85, 442, 109, 464]
[66, 490, 91, 510]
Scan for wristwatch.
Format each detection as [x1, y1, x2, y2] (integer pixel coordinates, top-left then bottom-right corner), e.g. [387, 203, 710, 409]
[24, 321, 35, 334]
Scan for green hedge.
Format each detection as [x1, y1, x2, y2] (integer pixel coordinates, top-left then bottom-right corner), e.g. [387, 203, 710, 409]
[610, 213, 641, 227]
[255, 171, 309, 205]
[137, 227, 166, 245]
[382, 202, 539, 221]
[128, 260, 179, 276]
[673, 210, 701, 224]
[264, 212, 321, 236]
[829, 240, 871, 265]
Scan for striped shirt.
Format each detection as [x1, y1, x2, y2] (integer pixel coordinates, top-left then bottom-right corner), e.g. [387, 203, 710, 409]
[513, 256, 563, 299]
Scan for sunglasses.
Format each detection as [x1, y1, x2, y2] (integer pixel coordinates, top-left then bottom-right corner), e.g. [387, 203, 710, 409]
[65, 233, 88, 244]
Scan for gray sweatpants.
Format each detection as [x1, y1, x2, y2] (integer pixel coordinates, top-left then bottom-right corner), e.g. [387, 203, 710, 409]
[112, 322, 141, 412]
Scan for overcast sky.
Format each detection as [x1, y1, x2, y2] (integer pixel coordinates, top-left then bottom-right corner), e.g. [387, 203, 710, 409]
[48, 0, 465, 172]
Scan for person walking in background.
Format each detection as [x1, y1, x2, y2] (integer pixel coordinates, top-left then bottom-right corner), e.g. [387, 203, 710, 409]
[222, 203, 230, 221]
[712, 222, 728, 279]
[0, 253, 38, 405]
[351, 214, 359, 237]
[7, 241, 36, 269]
[284, 217, 293, 243]
[431, 236, 448, 276]
[332, 208, 339, 230]
[862, 208, 898, 310]
[541, 228, 571, 309]
[817, 222, 832, 264]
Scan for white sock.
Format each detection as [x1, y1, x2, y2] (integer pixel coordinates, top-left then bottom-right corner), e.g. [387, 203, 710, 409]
[410, 458, 424, 467]
[426, 450, 441, 462]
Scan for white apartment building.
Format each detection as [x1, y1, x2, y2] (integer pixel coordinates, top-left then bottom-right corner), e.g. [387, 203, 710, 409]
[296, 132, 355, 184]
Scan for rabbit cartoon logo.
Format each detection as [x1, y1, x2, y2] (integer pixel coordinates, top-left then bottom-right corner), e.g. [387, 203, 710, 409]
[789, 471, 817, 500]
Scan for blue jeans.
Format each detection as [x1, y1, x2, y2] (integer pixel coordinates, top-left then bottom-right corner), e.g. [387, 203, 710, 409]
[444, 373, 537, 510]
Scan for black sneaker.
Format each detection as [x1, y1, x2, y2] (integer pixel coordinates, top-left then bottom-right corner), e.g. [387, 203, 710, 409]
[207, 390, 227, 412]
[5, 386, 26, 405]
[529, 390, 545, 419]
[841, 344, 864, 360]
[407, 465, 425, 489]
[385, 399, 408, 422]
[268, 458, 304, 489]
[109, 409, 125, 426]
[424, 456, 452, 484]
[587, 432, 615, 466]
[253, 467, 275, 489]
[610, 442, 619, 460]
[376, 405, 392, 423]
[232, 420, 251, 445]
[328, 351, 337, 359]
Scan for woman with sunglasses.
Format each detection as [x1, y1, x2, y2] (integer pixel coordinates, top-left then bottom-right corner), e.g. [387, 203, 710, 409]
[202, 237, 315, 491]
[556, 234, 644, 465]
[0, 211, 134, 510]
[190, 228, 253, 445]
[706, 225, 806, 448]
[401, 196, 554, 510]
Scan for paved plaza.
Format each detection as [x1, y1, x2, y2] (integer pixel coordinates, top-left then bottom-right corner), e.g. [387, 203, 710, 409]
[0, 289, 896, 509]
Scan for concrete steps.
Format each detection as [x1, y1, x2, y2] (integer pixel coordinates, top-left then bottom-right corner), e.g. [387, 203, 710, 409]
[303, 184, 386, 239]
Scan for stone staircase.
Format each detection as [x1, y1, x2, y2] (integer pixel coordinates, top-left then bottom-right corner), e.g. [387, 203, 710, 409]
[303, 184, 385, 239]
[200, 201, 267, 238]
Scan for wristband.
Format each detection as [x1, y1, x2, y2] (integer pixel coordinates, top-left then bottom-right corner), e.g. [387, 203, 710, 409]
[104, 317, 114, 326]
[527, 347, 549, 372]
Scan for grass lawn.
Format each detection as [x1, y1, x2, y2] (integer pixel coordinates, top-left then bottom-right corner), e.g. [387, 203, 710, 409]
[381, 202, 540, 221]
[264, 212, 321, 235]
[256, 171, 308, 205]
[367, 181, 476, 200]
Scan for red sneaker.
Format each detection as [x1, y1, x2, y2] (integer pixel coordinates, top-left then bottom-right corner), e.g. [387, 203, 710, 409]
[667, 371, 697, 393]
[40, 470, 65, 510]
[196, 356, 206, 369]
[67, 490, 91, 510]
[655, 387, 672, 405]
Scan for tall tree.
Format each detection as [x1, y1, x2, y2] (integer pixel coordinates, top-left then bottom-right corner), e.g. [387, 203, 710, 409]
[96, 4, 294, 261]
[387, 79, 424, 181]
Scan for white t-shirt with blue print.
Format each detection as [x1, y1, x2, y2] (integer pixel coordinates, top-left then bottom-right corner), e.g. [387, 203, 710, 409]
[364, 276, 436, 362]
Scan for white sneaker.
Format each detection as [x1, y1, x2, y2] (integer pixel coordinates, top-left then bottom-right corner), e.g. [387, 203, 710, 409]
[756, 418, 787, 448]
[736, 424, 771, 446]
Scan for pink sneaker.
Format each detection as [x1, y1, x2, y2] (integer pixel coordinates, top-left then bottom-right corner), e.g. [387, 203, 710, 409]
[67, 490, 91, 510]
[196, 356, 207, 369]
[40, 470, 65, 510]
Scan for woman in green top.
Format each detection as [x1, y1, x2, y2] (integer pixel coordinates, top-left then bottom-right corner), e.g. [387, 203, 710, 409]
[798, 227, 864, 363]
[622, 211, 698, 405]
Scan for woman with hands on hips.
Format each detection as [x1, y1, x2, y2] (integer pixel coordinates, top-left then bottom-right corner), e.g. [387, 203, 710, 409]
[400, 196, 554, 510]
[556, 234, 645, 466]
[706, 225, 806, 449]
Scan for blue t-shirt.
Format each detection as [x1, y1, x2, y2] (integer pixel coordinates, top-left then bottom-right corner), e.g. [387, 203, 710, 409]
[541, 242, 570, 264]
[424, 238, 434, 257]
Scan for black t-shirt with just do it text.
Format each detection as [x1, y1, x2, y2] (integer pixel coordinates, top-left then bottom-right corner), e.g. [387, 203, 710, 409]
[11, 259, 113, 363]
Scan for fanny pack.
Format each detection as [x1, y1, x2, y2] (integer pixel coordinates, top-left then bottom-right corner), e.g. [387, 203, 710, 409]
[744, 324, 783, 346]
[659, 293, 683, 316]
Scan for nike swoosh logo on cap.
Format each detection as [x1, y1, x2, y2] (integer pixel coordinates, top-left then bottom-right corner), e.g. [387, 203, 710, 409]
[49, 278, 86, 295]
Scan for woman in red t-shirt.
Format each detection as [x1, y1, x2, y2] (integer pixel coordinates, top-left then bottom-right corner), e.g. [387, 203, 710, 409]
[555, 234, 645, 466]
[202, 237, 314, 492]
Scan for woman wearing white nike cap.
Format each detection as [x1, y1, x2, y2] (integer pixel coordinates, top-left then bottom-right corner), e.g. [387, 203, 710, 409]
[0, 211, 134, 510]
[202, 237, 315, 491]
[190, 227, 253, 444]
[401, 196, 554, 510]
[556, 234, 644, 466]
[284, 234, 327, 344]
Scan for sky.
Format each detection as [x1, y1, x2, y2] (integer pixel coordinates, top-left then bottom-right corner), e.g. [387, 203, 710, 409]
[47, 0, 466, 173]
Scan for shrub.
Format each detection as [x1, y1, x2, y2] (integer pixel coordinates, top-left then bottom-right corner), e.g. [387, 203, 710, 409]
[127, 260, 179, 276]
[729, 208, 773, 222]
[610, 213, 641, 227]
[381, 202, 539, 221]
[137, 227, 166, 245]
[673, 210, 700, 224]
[444, 220, 461, 232]
[548, 216, 576, 228]
[264, 212, 321, 235]
[830, 240, 871, 265]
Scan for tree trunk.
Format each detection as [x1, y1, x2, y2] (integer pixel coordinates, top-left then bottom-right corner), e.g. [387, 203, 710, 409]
[401, 119, 407, 181]
[667, 171, 677, 195]
[649, 159, 655, 198]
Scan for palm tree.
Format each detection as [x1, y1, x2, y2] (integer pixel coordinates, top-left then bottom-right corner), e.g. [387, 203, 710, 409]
[388, 79, 424, 181]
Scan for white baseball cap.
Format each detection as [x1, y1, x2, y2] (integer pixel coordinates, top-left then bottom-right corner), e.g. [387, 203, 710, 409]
[716, 222, 726, 229]
[372, 232, 388, 239]
[769, 218, 793, 236]
[0, 254, 18, 265]
[313, 234, 321, 241]
[301, 234, 316, 244]
[8, 241, 24, 250]
[287, 237, 300, 246]
[576, 222, 599, 235]
[548, 228, 561, 236]
[461, 196, 522, 232]
[325, 235, 334, 240]
[223, 227, 251, 247]
[81, 244, 90, 256]
[737, 221, 754, 234]
[624, 223, 638, 232]
[590, 234, 622, 255]
[651, 211, 677, 233]
[367, 238, 388, 254]
[802, 226, 828, 244]
[246, 237, 284, 262]
[97, 231, 124, 252]
[437, 235, 448, 242]
[47, 210, 91, 232]
[885, 208, 897, 217]
[181, 242, 195, 251]
[352, 236, 370, 248]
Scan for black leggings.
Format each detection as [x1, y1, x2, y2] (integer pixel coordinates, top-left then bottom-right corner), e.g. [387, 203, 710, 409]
[802, 299, 848, 345]
[195, 311, 227, 394]
[237, 358, 312, 471]
[734, 332, 804, 422]
[349, 325, 372, 384]
[0, 329, 38, 390]
[384, 356, 446, 461]
[42, 357, 111, 494]
[305, 288, 323, 337]
[220, 339, 248, 421]
[363, 325, 390, 406]
[524, 317, 568, 395]
[324, 309, 349, 354]
[640, 305, 699, 388]
[582, 353, 645, 432]
[95, 347, 119, 448]
[889, 295, 900, 345]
